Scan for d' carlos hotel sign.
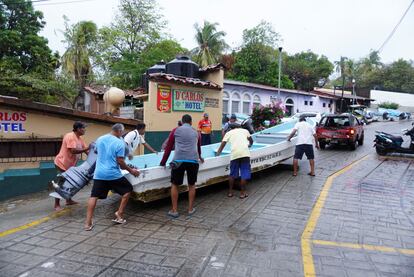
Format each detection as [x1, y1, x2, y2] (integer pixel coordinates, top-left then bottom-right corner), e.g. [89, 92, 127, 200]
[156, 85, 205, 113]
[0, 111, 26, 133]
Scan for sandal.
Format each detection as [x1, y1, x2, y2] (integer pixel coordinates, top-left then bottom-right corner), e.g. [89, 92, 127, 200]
[84, 223, 94, 231]
[292, 173, 298, 176]
[308, 173, 316, 177]
[188, 208, 196, 216]
[239, 194, 249, 199]
[227, 193, 234, 198]
[167, 210, 179, 218]
[112, 212, 127, 224]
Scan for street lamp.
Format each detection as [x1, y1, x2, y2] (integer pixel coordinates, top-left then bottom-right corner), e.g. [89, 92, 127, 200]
[352, 78, 356, 104]
[278, 47, 283, 100]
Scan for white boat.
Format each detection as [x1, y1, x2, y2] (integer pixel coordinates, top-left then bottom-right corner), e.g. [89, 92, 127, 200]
[124, 120, 312, 202]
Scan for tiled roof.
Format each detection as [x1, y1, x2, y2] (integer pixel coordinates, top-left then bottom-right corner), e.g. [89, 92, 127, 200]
[84, 85, 146, 99]
[0, 95, 140, 126]
[199, 63, 226, 73]
[224, 79, 318, 97]
[148, 73, 222, 90]
[313, 88, 373, 101]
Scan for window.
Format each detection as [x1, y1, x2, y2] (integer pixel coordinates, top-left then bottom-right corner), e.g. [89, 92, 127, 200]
[242, 94, 251, 114]
[223, 91, 229, 114]
[328, 103, 331, 108]
[231, 93, 240, 113]
[285, 98, 294, 116]
[323, 103, 326, 108]
[253, 95, 261, 109]
[304, 100, 308, 106]
[310, 101, 313, 106]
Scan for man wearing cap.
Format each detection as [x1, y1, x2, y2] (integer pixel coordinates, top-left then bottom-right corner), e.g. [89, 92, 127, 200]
[198, 113, 212, 145]
[222, 114, 237, 137]
[53, 121, 89, 211]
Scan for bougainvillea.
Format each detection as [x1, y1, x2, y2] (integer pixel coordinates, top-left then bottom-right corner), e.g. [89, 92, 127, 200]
[251, 100, 286, 130]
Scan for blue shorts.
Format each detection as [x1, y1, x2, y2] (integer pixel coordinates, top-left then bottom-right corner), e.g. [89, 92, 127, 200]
[230, 157, 251, 180]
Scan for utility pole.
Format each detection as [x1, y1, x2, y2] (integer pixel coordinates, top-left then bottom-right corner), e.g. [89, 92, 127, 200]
[339, 57, 345, 112]
[278, 47, 283, 100]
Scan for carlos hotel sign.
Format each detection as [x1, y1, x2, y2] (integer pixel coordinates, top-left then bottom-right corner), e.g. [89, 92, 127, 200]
[0, 112, 26, 133]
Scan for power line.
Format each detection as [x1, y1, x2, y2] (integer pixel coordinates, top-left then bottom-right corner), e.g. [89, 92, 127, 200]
[0, 0, 96, 6]
[378, 0, 414, 53]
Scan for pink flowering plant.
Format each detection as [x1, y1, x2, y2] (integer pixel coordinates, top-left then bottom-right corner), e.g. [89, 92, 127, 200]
[251, 100, 287, 130]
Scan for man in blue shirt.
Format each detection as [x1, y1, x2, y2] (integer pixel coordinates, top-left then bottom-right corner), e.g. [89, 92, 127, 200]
[84, 123, 140, 231]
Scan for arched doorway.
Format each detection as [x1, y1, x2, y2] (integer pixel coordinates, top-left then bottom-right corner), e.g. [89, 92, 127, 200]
[285, 98, 294, 116]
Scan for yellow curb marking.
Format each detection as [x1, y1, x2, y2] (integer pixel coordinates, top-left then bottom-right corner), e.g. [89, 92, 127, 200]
[312, 239, 414, 255]
[0, 208, 71, 238]
[301, 155, 369, 277]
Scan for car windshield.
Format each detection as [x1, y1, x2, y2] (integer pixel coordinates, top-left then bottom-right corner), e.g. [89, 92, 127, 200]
[321, 116, 350, 127]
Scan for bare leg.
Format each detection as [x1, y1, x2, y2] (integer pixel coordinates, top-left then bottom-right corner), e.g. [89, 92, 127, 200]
[240, 179, 248, 197]
[85, 197, 98, 227]
[116, 192, 130, 219]
[228, 177, 235, 196]
[309, 159, 315, 175]
[293, 159, 299, 175]
[171, 184, 179, 213]
[54, 198, 62, 211]
[66, 199, 79, 205]
[188, 185, 196, 212]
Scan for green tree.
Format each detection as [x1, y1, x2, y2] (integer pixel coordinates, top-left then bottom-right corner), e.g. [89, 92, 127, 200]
[229, 21, 293, 88]
[96, 0, 166, 88]
[0, 0, 74, 104]
[109, 39, 187, 88]
[192, 21, 228, 67]
[382, 59, 414, 93]
[285, 51, 333, 91]
[61, 18, 98, 89]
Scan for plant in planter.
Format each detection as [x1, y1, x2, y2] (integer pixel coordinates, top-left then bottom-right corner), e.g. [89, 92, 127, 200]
[251, 100, 286, 130]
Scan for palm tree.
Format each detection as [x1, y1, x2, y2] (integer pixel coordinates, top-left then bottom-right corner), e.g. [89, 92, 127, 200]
[61, 19, 97, 108]
[192, 21, 228, 67]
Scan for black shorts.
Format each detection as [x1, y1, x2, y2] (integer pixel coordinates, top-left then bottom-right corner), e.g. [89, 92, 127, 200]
[294, 144, 315, 160]
[171, 162, 199, 186]
[91, 177, 133, 199]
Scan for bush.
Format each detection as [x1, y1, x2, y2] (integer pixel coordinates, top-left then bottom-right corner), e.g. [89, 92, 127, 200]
[251, 101, 286, 130]
[378, 102, 399, 110]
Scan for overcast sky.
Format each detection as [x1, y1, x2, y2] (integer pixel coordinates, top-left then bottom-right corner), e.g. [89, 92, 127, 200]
[35, 0, 414, 64]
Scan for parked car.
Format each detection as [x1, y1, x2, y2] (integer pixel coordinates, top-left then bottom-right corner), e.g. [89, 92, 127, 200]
[281, 112, 322, 124]
[316, 113, 364, 150]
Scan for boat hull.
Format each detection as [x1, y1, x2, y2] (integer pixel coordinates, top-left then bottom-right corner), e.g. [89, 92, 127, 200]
[124, 139, 297, 202]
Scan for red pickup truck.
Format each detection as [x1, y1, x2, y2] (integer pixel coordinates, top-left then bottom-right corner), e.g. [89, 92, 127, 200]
[316, 113, 364, 150]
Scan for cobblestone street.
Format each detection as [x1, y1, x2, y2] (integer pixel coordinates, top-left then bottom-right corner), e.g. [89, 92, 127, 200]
[1, 120, 414, 277]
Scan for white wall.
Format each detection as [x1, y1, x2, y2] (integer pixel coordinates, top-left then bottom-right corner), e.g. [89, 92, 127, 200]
[223, 86, 334, 115]
[371, 90, 414, 111]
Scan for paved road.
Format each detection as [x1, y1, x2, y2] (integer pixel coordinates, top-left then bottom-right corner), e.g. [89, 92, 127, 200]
[0, 120, 413, 277]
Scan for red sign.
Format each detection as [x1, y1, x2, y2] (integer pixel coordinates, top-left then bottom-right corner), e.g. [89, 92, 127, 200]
[157, 85, 172, 113]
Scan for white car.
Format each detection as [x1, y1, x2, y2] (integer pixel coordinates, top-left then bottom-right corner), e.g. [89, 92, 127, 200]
[281, 112, 322, 124]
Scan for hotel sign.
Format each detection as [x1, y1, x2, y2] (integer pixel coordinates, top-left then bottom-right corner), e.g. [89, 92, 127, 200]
[0, 111, 27, 133]
[172, 89, 205, 112]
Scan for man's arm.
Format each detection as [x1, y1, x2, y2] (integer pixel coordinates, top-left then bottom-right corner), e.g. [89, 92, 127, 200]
[197, 132, 204, 163]
[286, 129, 297, 141]
[160, 129, 176, 166]
[313, 134, 320, 149]
[215, 141, 227, 156]
[248, 136, 253, 147]
[69, 147, 89, 155]
[117, 157, 140, 177]
[143, 143, 158, 154]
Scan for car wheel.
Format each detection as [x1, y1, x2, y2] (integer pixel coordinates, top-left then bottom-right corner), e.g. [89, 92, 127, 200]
[319, 140, 326, 150]
[376, 146, 387, 156]
[358, 134, 364, 145]
[349, 139, 358, 150]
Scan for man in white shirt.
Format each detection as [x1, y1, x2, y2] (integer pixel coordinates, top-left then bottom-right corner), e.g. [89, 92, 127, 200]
[287, 116, 319, 176]
[123, 123, 158, 159]
[216, 123, 253, 199]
